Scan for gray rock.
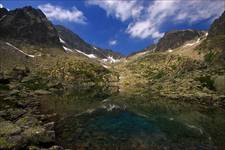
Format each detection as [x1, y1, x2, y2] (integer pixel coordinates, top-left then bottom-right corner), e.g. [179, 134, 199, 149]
[27, 145, 41, 150]
[16, 116, 39, 128]
[213, 75, 225, 94]
[9, 89, 20, 96]
[44, 122, 55, 130]
[22, 126, 55, 144]
[49, 145, 64, 150]
[34, 90, 51, 95]
[6, 108, 26, 120]
[0, 136, 24, 150]
[0, 121, 22, 136]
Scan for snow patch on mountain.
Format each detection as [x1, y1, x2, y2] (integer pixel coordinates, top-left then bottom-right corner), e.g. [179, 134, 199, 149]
[183, 38, 201, 48]
[168, 49, 173, 53]
[102, 56, 120, 63]
[5, 42, 35, 58]
[87, 54, 97, 58]
[59, 37, 66, 44]
[93, 46, 98, 50]
[76, 49, 97, 59]
[63, 46, 73, 52]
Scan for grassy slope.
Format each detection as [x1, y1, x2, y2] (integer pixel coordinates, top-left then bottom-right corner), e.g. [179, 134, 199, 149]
[0, 40, 113, 85]
[115, 39, 225, 105]
[196, 35, 225, 66]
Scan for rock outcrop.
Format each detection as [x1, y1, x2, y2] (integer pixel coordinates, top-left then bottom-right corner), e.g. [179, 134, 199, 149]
[0, 6, 60, 47]
[208, 11, 225, 39]
[156, 29, 205, 51]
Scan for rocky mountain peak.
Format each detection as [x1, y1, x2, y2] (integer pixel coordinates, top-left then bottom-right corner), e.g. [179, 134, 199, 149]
[0, 7, 8, 18]
[155, 29, 205, 51]
[0, 6, 60, 47]
[55, 25, 122, 59]
[208, 11, 225, 38]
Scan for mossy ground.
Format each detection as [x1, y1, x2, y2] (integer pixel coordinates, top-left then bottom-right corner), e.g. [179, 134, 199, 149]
[115, 51, 225, 108]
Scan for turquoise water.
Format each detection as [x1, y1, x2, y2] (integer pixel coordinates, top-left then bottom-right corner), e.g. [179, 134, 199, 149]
[40, 87, 225, 150]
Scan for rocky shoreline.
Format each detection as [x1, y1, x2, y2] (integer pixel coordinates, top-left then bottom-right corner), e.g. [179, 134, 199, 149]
[0, 67, 67, 150]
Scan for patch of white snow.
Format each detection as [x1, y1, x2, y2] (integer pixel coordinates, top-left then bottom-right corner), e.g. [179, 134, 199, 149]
[87, 54, 97, 58]
[183, 38, 201, 48]
[168, 49, 173, 53]
[102, 56, 120, 63]
[59, 37, 66, 44]
[63, 46, 73, 52]
[93, 46, 98, 50]
[5, 42, 35, 58]
[75, 49, 97, 59]
[196, 38, 200, 44]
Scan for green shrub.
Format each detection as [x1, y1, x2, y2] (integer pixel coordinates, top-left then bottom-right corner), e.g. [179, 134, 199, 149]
[153, 70, 165, 79]
[204, 51, 217, 64]
[196, 76, 215, 90]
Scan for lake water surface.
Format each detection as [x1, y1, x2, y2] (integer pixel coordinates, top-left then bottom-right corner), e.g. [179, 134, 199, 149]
[40, 86, 225, 150]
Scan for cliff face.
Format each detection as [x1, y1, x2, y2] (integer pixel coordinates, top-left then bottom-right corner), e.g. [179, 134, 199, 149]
[208, 11, 225, 39]
[156, 29, 205, 52]
[0, 6, 60, 47]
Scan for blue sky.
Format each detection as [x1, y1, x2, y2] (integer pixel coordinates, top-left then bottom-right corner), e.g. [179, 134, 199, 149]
[0, 0, 224, 55]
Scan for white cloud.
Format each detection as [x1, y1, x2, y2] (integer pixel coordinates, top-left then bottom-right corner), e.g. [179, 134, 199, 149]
[86, 0, 143, 21]
[38, 3, 86, 24]
[126, 0, 177, 39]
[0, 4, 3, 8]
[87, 0, 225, 40]
[109, 40, 117, 46]
[126, 20, 164, 39]
[128, 0, 224, 39]
[174, 0, 225, 23]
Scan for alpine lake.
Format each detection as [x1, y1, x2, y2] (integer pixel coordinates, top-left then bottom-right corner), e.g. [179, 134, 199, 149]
[40, 85, 225, 150]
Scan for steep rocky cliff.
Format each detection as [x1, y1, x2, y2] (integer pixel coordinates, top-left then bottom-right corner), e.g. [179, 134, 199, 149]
[208, 11, 225, 38]
[0, 6, 60, 47]
[156, 29, 205, 51]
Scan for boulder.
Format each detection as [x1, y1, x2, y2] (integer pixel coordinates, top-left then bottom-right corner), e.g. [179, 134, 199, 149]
[213, 75, 225, 94]
[0, 121, 22, 136]
[16, 115, 39, 128]
[0, 136, 22, 150]
[22, 126, 55, 144]
[156, 29, 205, 52]
[5, 108, 26, 120]
[49, 145, 64, 150]
[11, 66, 30, 80]
[34, 89, 51, 95]
[0, 6, 60, 47]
